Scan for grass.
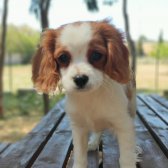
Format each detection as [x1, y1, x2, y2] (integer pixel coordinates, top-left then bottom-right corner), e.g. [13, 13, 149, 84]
[0, 57, 168, 142]
[136, 57, 168, 94]
[3, 64, 32, 93]
[0, 91, 64, 142]
[3, 58, 168, 93]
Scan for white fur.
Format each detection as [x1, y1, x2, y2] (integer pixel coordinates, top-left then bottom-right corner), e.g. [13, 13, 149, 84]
[59, 23, 93, 58]
[60, 62, 104, 93]
[58, 22, 136, 168]
[88, 132, 101, 151]
[66, 77, 136, 168]
[59, 23, 103, 93]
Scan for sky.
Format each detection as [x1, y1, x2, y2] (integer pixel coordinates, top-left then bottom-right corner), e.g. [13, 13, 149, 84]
[0, 0, 168, 41]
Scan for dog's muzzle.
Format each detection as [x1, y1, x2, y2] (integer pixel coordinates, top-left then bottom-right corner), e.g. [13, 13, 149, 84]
[73, 74, 89, 89]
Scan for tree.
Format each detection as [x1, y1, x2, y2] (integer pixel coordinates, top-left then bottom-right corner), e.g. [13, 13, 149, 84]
[136, 35, 147, 56]
[0, 0, 9, 117]
[6, 25, 39, 64]
[30, 0, 52, 114]
[84, 0, 137, 72]
[150, 31, 167, 92]
[84, 0, 99, 11]
[151, 43, 168, 59]
[150, 31, 168, 59]
[30, 0, 51, 29]
[122, 0, 137, 72]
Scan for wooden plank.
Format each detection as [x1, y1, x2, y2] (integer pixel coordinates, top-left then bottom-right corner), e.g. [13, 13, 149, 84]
[0, 99, 65, 168]
[136, 116, 168, 168]
[66, 151, 74, 168]
[31, 115, 72, 168]
[66, 150, 99, 168]
[0, 143, 10, 154]
[102, 103, 168, 168]
[137, 97, 168, 156]
[151, 94, 168, 109]
[0, 94, 168, 168]
[138, 94, 168, 124]
[88, 150, 99, 168]
[102, 131, 120, 168]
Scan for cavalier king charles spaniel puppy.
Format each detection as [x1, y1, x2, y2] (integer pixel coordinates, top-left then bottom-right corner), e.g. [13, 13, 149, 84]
[32, 20, 137, 168]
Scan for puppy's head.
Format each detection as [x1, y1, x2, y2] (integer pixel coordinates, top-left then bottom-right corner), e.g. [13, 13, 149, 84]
[32, 20, 130, 94]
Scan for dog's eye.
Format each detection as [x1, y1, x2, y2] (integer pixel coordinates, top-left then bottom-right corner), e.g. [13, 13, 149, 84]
[89, 51, 103, 63]
[57, 54, 70, 65]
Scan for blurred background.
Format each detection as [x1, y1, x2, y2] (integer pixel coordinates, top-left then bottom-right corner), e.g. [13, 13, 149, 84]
[0, 0, 167, 143]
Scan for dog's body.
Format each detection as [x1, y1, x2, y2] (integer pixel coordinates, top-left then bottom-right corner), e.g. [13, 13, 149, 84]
[32, 20, 136, 168]
[66, 75, 136, 168]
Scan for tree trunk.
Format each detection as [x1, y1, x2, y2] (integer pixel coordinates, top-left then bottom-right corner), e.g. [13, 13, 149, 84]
[123, 0, 137, 73]
[0, 0, 9, 117]
[40, 7, 49, 30]
[40, 0, 51, 114]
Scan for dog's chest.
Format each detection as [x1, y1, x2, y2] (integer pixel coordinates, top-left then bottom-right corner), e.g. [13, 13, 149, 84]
[85, 113, 112, 131]
[65, 89, 126, 131]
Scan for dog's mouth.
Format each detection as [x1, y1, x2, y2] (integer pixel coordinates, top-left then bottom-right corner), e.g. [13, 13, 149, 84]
[74, 83, 102, 93]
[75, 84, 92, 92]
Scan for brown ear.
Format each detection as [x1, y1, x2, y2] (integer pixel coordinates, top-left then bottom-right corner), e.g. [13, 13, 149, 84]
[105, 39, 130, 83]
[95, 21, 130, 83]
[32, 29, 60, 93]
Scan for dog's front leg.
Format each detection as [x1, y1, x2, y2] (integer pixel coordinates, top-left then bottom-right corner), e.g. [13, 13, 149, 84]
[115, 118, 136, 168]
[72, 125, 88, 168]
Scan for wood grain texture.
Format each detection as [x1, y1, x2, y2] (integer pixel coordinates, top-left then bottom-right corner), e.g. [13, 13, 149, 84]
[0, 99, 65, 168]
[136, 116, 168, 168]
[1, 95, 168, 168]
[66, 151, 74, 168]
[0, 143, 10, 154]
[66, 150, 99, 168]
[31, 116, 72, 168]
[87, 150, 99, 168]
[137, 96, 168, 156]
[151, 94, 168, 109]
[138, 94, 168, 124]
[102, 131, 120, 168]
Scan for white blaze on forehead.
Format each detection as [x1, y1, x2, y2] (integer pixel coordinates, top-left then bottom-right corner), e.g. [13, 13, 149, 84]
[59, 23, 93, 58]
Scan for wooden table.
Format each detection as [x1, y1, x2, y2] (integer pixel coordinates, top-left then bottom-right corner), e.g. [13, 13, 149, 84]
[0, 94, 168, 168]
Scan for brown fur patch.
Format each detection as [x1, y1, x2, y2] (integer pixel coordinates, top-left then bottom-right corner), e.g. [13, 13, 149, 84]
[87, 36, 107, 70]
[32, 29, 60, 93]
[125, 71, 136, 100]
[91, 21, 130, 84]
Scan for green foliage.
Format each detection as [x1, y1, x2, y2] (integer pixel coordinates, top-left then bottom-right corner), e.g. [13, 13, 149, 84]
[6, 25, 40, 64]
[1, 92, 64, 142]
[3, 91, 64, 118]
[150, 30, 168, 59]
[151, 43, 168, 59]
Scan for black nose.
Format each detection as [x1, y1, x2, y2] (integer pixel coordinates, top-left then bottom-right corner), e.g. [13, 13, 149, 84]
[73, 75, 89, 88]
